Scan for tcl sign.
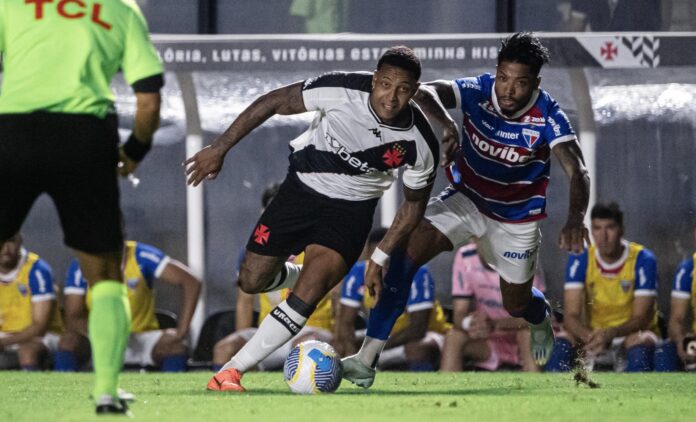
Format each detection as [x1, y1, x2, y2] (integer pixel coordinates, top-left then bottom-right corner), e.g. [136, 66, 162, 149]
[26, 0, 112, 30]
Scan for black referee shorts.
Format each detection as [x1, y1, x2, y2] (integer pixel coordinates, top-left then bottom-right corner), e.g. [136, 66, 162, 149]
[0, 112, 124, 253]
[246, 173, 378, 268]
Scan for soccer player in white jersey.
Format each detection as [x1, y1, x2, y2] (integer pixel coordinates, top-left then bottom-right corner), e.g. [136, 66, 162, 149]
[342, 32, 590, 388]
[184, 46, 458, 392]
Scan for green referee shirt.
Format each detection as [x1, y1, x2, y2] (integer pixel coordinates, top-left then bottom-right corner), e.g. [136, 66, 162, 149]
[0, 0, 163, 118]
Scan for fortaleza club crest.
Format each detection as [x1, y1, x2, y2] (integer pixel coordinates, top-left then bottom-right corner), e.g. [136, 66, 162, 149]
[522, 128, 540, 147]
[620, 279, 632, 293]
[383, 144, 406, 167]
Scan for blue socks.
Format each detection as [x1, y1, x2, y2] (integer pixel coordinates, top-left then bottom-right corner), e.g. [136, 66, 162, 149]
[161, 355, 188, 372]
[366, 248, 419, 340]
[545, 338, 574, 372]
[53, 350, 78, 372]
[654, 342, 678, 372]
[626, 344, 655, 372]
[509, 287, 549, 325]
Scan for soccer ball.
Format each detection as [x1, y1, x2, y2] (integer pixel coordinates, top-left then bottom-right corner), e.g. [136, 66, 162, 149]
[283, 340, 343, 394]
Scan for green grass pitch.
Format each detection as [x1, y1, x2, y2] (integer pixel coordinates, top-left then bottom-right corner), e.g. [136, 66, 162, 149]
[2, 371, 693, 421]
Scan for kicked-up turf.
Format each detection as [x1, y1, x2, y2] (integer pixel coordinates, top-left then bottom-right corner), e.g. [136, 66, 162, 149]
[1, 371, 694, 422]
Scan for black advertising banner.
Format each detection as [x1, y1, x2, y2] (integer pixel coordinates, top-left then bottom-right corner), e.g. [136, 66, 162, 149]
[151, 33, 696, 72]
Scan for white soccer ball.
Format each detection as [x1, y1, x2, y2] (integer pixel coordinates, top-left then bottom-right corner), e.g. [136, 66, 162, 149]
[283, 340, 343, 394]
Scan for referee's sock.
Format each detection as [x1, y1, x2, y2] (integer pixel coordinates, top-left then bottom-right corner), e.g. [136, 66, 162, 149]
[260, 262, 302, 292]
[89, 281, 131, 402]
[221, 293, 313, 373]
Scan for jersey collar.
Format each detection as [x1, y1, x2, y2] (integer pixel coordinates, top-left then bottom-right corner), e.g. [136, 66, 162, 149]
[491, 81, 540, 120]
[366, 97, 415, 131]
[0, 248, 28, 282]
[594, 239, 630, 270]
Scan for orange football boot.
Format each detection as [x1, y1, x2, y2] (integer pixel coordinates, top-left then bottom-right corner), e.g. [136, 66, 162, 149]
[207, 368, 247, 392]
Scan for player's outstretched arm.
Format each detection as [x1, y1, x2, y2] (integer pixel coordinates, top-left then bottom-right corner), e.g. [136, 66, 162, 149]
[422, 80, 457, 109]
[413, 83, 459, 167]
[184, 82, 307, 186]
[364, 185, 432, 302]
[554, 140, 590, 253]
[159, 259, 202, 340]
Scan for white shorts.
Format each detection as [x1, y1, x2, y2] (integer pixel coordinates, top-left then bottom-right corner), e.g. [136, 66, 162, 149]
[124, 330, 164, 367]
[425, 188, 541, 284]
[233, 326, 333, 371]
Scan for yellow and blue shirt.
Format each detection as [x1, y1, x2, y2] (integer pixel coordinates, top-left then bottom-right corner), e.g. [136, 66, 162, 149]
[0, 249, 62, 333]
[671, 252, 696, 332]
[64, 241, 169, 333]
[565, 240, 658, 332]
[340, 261, 450, 335]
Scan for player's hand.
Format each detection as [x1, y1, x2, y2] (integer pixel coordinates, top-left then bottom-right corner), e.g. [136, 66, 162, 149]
[559, 217, 590, 254]
[118, 147, 139, 177]
[584, 328, 614, 355]
[183, 144, 226, 186]
[468, 311, 493, 340]
[440, 122, 459, 167]
[365, 260, 385, 306]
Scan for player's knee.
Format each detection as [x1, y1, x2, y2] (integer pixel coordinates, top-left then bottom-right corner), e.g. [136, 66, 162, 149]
[237, 269, 267, 294]
[58, 331, 82, 352]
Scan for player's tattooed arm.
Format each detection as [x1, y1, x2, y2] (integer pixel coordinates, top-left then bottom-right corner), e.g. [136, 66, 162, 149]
[365, 185, 432, 302]
[184, 81, 307, 186]
[554, 140, 590, 253]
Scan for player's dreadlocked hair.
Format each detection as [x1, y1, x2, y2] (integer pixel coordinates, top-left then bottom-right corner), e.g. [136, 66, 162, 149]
[591, 202, 624, 226]
[377, 45, 421, 81]
[498, 32, 550, 76]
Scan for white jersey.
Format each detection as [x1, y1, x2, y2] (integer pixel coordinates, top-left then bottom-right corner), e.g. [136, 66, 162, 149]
[291, 72, 439, 201]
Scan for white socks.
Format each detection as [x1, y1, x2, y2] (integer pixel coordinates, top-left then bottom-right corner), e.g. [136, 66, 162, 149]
[221, 300, 307, 373]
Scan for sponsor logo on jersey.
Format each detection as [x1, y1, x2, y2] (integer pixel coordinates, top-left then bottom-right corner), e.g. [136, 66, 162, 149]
[495, 130, 519, 140]
[470, 131, 532, 163]
[481, 119, 495, 131]
[521, 115, 545, 124]
[254, 224, 270, 245]
[326, 133, 377, 173]
[522, 128, 541, 147]
[503, 247, 537, 260]
[369, 128, 382, 138]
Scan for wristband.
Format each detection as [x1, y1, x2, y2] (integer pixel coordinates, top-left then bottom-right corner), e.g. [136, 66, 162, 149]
[370, 247, 390, 267]
[461, 314, 473, 331]
[122, 133, 151, 162]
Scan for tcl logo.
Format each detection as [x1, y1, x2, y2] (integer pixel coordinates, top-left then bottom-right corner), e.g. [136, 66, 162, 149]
[26, 0, 112, 30]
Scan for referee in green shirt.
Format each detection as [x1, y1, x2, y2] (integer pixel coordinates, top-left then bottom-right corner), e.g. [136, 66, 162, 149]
[0, 0, 163, 414]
